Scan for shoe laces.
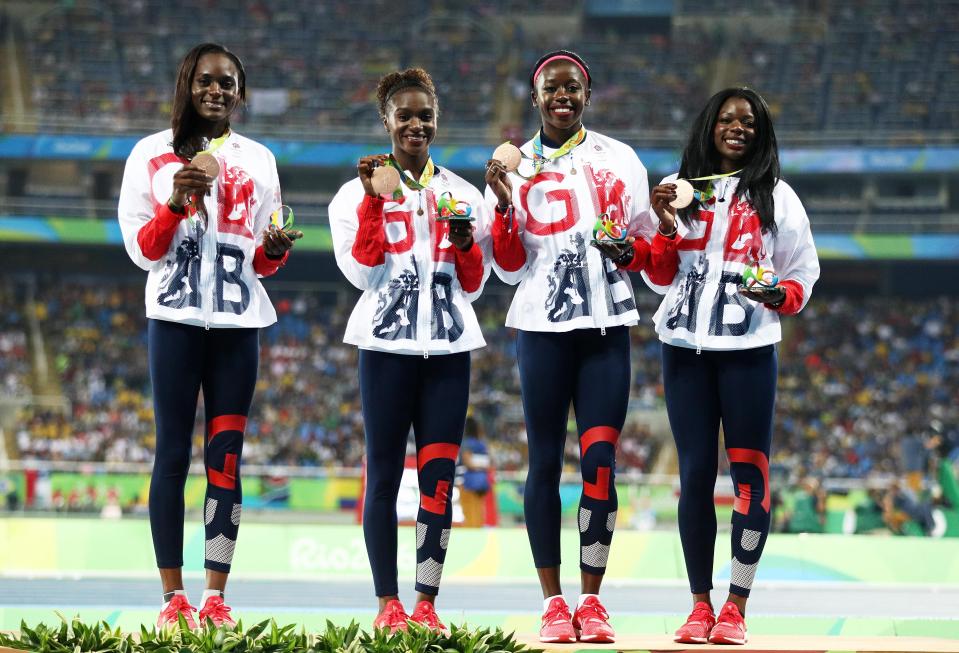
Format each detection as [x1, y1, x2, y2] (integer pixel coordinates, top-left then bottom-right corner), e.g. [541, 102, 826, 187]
[381, 600, 409, 627]
[577, 597, 610, 623]
[689, 602, 715, 623]
[412, 602, 444, 629]
[718, 602, 744, 626]
[161, 595, 197, 621]
[544, 599, 572, 625]
[199, 596, 232, 623]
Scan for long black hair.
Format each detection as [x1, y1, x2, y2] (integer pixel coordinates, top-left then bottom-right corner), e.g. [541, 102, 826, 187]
[678, 87, 780, 233]
[171, 43, 246, 159]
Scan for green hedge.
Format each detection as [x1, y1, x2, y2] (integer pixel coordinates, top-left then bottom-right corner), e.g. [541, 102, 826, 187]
[0, 616, 541, 653]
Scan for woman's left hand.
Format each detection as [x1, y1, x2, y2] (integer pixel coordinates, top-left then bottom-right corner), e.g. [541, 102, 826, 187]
[591, 237, 635, 266]
[447, 219, 475, 251]
[738, 285, 785, 305]
[263, 224, 303, 257]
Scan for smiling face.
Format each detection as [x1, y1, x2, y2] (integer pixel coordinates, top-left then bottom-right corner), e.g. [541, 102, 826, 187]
[383, 88, 437, 162]
[190, 53, 241, 125]
[532, 60, 590, 142]
[713, 96, 756, 172]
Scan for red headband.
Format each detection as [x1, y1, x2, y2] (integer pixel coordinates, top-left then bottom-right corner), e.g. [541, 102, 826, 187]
[533, 55, 589, 85]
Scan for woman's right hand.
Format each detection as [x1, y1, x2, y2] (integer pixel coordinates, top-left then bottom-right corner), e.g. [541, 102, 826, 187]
[170, 164, 214, 209]
[650, 183, 678, 234]
[358, 154, 389, 197]
[485, 159, 513, 208]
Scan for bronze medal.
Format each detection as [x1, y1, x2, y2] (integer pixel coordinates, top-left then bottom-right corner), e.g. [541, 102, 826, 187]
[491, 143, 522, 172]
[192, 152, 220, 178]
[371, 165, 401, 196]
[670, 178, 695, 209]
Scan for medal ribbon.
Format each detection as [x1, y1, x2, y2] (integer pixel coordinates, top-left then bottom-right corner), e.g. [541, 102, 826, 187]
[512, 127, 586, 180]
[198, 131, 230, 156]
[686, 168, 742, 203]
[188, 131, 231, 225]
[387, 155, 435, 200]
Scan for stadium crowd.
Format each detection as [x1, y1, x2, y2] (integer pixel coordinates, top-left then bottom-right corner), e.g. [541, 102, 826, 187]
[7, 280, 957, 484]
[16, 0, 957, 136]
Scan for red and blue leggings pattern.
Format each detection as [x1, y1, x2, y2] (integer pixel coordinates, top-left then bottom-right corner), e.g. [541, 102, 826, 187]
[148, 319, 258, 574]
[662, 342, 776, 597]
[517, 327, 630, 575]
[359, 349, 470, 597]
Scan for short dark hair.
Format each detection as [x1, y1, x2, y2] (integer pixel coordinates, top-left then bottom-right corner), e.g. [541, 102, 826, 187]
[678, 87, 780, 233]
[171, 43, 246, 159]
[376, 68, 438, 119]
[529, 49, 592, 89]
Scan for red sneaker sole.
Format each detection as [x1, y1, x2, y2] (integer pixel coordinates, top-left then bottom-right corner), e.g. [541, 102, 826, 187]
[709, 634, 748, 645]
[674, 635, 708, 644]
[579, 634, 616, 643]
[540, 634, 576, 643]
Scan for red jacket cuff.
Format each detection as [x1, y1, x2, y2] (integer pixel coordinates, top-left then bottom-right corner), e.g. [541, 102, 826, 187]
[137, 203, 186, 261]
[766, 279, 804, 315]
[491, 206, 526, 272]
[621, 238, 651, 272]
[253, 245, 289, 277]
[643, 231, 680, 285]
[352, 194, 386, 267]
[453, 240, 484, 293]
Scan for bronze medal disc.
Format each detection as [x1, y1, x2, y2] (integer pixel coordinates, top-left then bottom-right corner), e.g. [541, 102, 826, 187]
[491, 143, 522, 172]
[670, 178, 695, 209]
[371, 165, 401, 196]
[192, 152, 220, 178]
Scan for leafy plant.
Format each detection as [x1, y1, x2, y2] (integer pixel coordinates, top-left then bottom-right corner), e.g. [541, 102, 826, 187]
[0, 618, 542, 653]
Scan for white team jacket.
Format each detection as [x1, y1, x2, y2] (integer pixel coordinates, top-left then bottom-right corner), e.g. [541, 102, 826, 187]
[644, 174, 821, 351]
[484, 129, 654, 332]
[328, 167, 491, 355]
[118, 129, 284, 328]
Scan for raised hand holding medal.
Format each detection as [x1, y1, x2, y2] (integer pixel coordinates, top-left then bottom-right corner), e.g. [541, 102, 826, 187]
[358, 154, 396, 197]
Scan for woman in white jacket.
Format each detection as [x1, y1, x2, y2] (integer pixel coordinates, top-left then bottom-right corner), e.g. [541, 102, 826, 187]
[328, 68, 491, 634]
[648, 88, 820, 646]
[118, 43, 299, 630]
[484, 49, 678, 644]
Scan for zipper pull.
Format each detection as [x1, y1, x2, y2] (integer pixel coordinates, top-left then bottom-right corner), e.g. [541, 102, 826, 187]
[205, 321, 210, 331]
[423, 350, 429, 359]
[600, 326, 606, 336]
[696, 344, 702, 355]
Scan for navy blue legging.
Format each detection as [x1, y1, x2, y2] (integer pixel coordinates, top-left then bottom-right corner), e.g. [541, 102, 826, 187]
[148, 318, 258, 573]
[359, 349, 470, 597]
[517, 327, 630, 575]
[662, 343, 776, 597]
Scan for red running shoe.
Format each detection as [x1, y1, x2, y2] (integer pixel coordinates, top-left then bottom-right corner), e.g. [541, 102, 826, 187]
[410, 600, 449, 635]
[709, 601, 748, 645]
[198, 595, 236, 628]
[372, 599, 410, 633]
[539, 596, 576, 643]
[156, 594, 198, 630]
[674, 601, 716, 644]
[572, 595, 615, 643]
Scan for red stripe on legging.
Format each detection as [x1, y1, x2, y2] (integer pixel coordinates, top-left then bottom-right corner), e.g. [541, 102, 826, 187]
[417, 443, 460, 471]
[727, 448, 770, 513]
[734, 482, 752, 515]
[579, 426, 619, 455]
[208, 453, 237, 490]
[207, 414, 247, 442]
[583, 466, 611, 501]
[420, 479, 451, 515]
